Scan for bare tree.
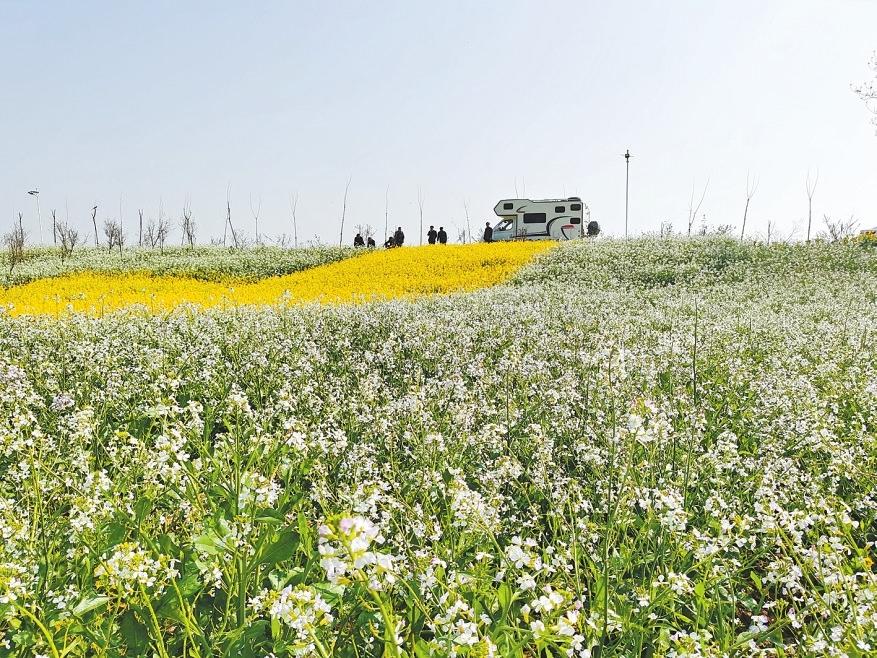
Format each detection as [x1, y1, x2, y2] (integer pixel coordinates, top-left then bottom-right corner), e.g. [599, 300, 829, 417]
[740, 172, 759, 241]
[51, 209, 58, 246]
[417, 187, 424, 245]
[156, 216, 170, 252]
[339, 176, 351, 247]
[181, 202, 196, 249]
[103, 218, 124, 255]
[143, 216, 170, 251]
[853, 52, 877, 134]
[57, 221, 80, 261]
[766, 220, 775, 246]
[250, 194, 262, 245]
[91, 205, 99, 246]
[463, 199, 471, 243]
[138, 209, 144, 247]
[289, 192, 299, 248]
[821, 214, 858, 242]
[4, 214, 26, 274]
[384, 186, 389, 243]
[805, 170, 818, 242]
[687, 180, 709, 237]
[144, 219, 157, 248]
[225, 184, 240, 249]
[659, 220, 673, 238]
[354, 223, 375, 242]
[456, 227, 467, 244]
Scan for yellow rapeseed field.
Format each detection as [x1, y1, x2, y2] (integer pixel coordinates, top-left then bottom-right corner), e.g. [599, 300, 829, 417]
[0, 242, 554, 316]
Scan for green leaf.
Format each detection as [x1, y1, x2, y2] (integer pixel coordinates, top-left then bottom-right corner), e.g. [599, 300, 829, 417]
[694, 581, 705, 598]
[751, 572, 763, 593]
[119, 610, 149, 655]
[497, 582, 513, 612]
[258, 528, 299, 566]
[414, 639, 432, 658]
[72, 595, 110, 616]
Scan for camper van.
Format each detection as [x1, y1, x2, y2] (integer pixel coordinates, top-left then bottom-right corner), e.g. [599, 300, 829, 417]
[491, 197, 591, 241]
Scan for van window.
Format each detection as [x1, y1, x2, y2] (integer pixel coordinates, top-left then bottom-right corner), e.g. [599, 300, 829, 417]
[555, 206, 565, 213]
[570, 203, 582, 211]
[570, 217, 581, 224]
[503, 202, 514, 210]
[523, 213, 546, 224]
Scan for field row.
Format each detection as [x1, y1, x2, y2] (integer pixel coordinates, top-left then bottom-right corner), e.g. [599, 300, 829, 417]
[0, 243, 552, 315]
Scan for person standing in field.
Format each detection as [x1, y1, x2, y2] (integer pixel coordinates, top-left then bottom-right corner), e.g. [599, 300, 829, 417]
[354, 233, 365, 247]
[483, 221, 493, 243]
[427, 225, 437, 244]
[437, 226, 447, 244]
[367, 236, 376, 248]
[394, 226, 405, 246]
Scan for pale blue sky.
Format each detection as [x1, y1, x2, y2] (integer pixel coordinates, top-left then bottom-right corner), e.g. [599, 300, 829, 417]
[2, 1, 876, 244]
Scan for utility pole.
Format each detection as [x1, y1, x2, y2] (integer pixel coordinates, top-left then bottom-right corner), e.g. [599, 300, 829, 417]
[28, 190, 42, 244]
[624, 150, 631, 239]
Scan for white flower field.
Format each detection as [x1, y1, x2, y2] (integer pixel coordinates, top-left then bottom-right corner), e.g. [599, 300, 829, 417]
[1, 238, 876, 657]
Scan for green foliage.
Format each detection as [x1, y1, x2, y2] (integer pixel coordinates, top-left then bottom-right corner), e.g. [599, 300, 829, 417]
[0, 244, 357, 287]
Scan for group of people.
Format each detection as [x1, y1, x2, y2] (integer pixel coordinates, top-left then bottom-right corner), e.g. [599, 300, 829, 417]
[353, 225, 450, 249]
[352, 233, 376, 248]
[426, 225, 448, 244]
[352, 227, 408, 248]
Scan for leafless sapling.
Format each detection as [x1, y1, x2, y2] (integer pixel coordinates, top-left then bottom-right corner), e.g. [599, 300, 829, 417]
[339, 176, 351, 247]
[225, 184, 239, 249]
[156, 216, 170, 252]
[463, 199, 471, 243]
[384, 186, 389, 243]
[687, 180, 709, 237]
[138, 209, 144, 247]
[91, 205, 99, 246]
[57, 221, 80, 261]
[417, 187, 424, 245]
[181, 202, 196, 249]
[103, 218, 124, 255]
[740, 173, 759, 241]
[289, 192, 299, 248]
[3, 214, 27, 275]
[250, 194, 262, 245]
[51, 209, 58, 246]
[805, 170, 818, 243]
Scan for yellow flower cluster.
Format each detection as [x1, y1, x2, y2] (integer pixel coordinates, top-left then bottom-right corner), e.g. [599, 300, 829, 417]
[0, 242, 554, 317]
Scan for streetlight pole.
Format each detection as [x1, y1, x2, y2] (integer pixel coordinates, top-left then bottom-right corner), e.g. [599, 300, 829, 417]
[28, 190, 42, 244]
[624, 150, 631, 239]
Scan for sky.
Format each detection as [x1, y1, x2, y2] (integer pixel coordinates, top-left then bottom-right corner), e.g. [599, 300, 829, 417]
[1, 0, 876, 245]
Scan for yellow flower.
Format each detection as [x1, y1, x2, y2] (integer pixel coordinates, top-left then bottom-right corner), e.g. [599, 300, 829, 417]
[0, 242, 554, 317]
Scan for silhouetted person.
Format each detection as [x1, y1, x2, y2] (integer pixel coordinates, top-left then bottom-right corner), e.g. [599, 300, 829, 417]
[483, 221, 494, 243]
[587, 220, 600, 237]
[394, 226, 405, 246]
[427, 225, 437, 244]
[384, 235, 396, 248]
[437, 226, 447, 244]
[367, 236, 376, 248]
[353, 233, 365, 247]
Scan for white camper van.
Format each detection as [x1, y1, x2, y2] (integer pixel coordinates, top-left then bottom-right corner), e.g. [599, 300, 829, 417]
[490, 197, 590, 241]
